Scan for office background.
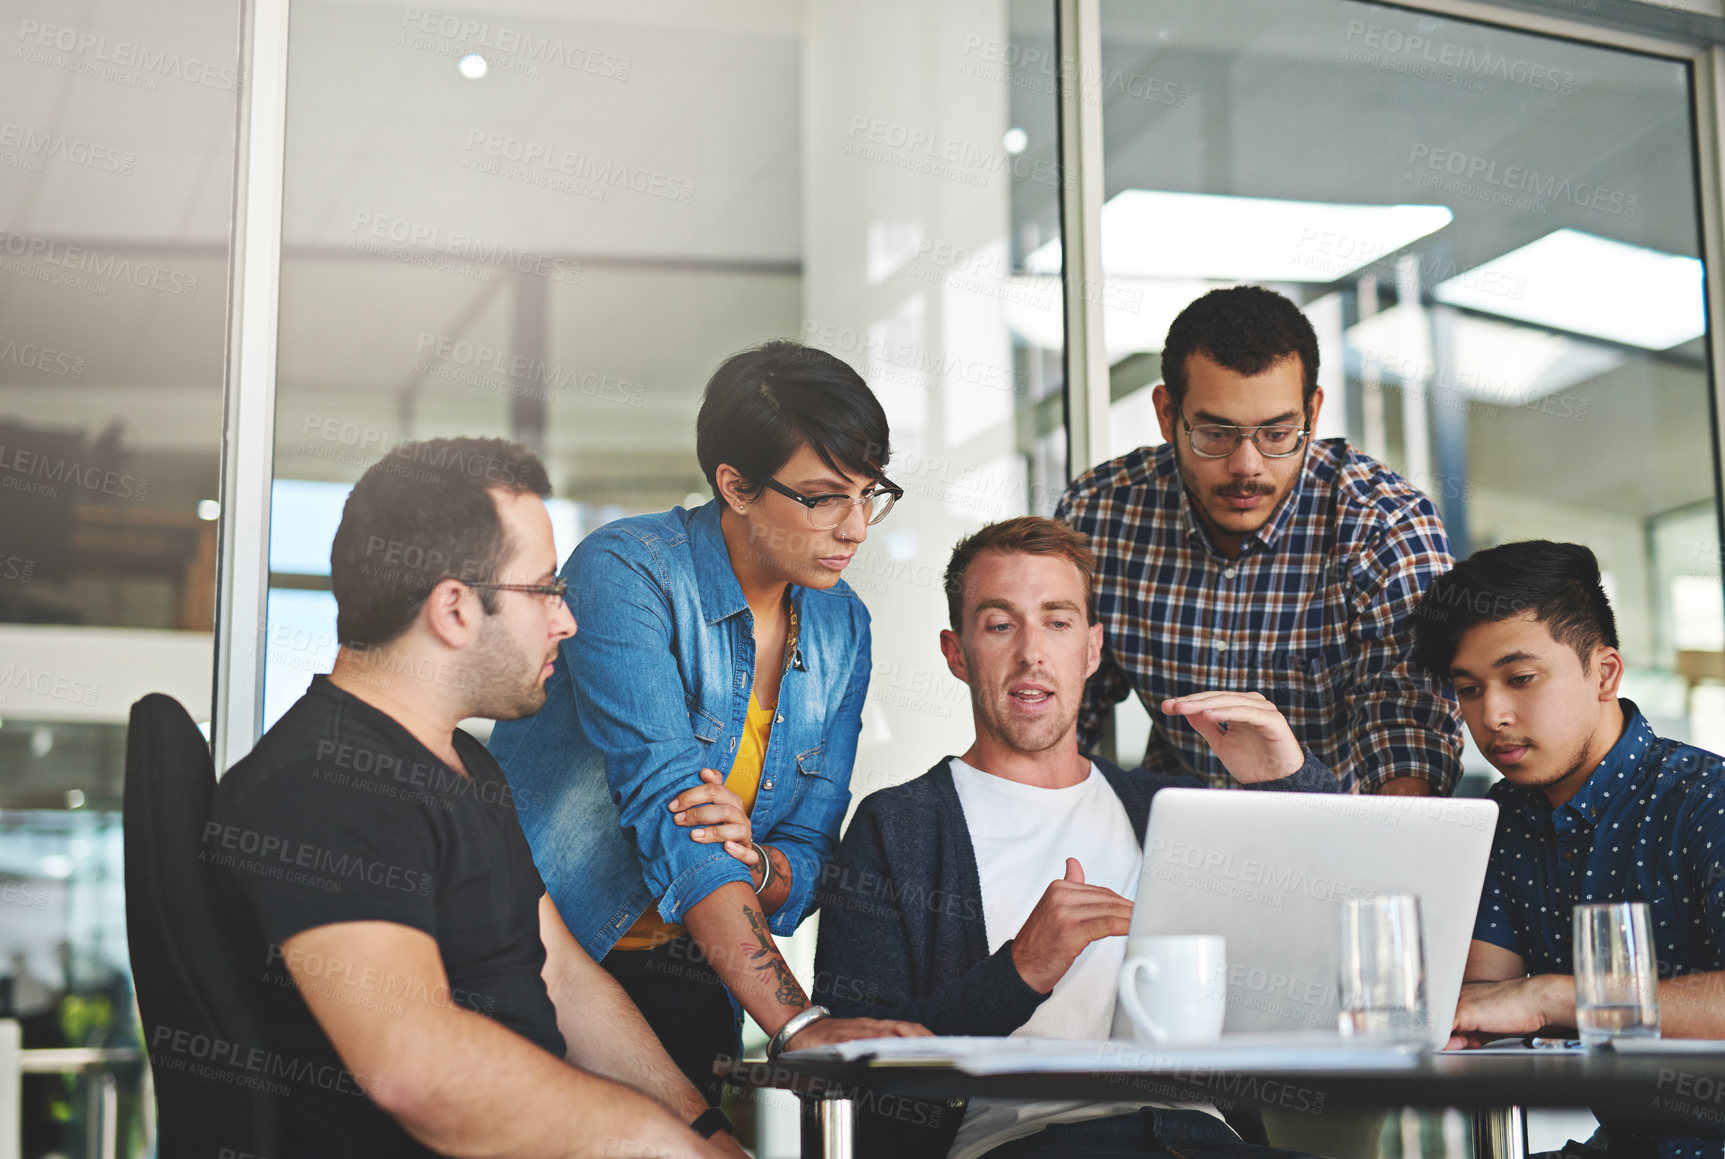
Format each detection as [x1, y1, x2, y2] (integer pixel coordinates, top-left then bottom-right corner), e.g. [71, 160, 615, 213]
[2, 0, 1723, 1154]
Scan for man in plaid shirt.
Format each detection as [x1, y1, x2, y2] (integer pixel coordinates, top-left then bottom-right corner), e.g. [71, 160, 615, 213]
[1056, 285, 1462, 796]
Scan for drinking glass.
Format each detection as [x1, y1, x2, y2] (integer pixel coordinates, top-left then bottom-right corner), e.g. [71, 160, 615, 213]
[1338, 894, 1429, 1040]
[1573, 902, 1661, 1046]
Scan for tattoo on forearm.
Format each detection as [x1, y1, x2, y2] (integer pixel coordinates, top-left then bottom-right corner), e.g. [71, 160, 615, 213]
[744, 904, 807, 1009]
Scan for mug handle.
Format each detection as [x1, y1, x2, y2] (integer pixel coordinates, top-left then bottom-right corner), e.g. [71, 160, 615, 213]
[1118, 958, 1166, 1044]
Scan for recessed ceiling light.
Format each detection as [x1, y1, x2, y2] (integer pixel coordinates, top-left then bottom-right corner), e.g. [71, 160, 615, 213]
[1024, 190, 1452, 282]
[1002, 127, 1029, 155]
[458, 53, 488, 80]
[1003, 276, 1236, 359]
[1346, 305, 1624, 405]
[1433, 228, 1705, 351]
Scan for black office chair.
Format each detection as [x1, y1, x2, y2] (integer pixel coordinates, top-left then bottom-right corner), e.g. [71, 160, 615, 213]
[123, 693, 283, 1157]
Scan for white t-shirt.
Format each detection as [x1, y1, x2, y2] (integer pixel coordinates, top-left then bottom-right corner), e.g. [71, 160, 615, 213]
[945, 757, 1220, 1159]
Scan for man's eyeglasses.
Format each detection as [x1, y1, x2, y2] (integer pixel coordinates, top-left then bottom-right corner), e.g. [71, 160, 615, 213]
[1180, 413, 1309, 460]
[462, 578, 569, 605]
[761, 477, 904, 530]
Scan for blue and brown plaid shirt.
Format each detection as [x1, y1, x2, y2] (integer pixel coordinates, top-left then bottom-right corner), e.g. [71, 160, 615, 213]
[1056, 438, 1463, 793]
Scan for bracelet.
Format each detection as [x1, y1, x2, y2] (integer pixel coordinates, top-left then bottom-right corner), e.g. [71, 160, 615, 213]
[690, 1107, 734, 1139]
[752, 842, 774, 895]
[767, 1004, 830, 1059]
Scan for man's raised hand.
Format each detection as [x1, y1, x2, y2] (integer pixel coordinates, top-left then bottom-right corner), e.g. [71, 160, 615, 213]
[1008, 858, 1134, 994]
[1161, 691, 1304, 783]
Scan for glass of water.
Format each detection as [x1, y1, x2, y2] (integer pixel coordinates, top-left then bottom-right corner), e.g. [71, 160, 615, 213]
[1338, 894, 1429, 1041]
[1573, 902, 1661, 1046]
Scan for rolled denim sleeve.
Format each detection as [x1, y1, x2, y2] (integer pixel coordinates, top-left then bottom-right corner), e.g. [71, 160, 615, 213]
[566, 531, 751, 923]
[761, 609, 868, 934]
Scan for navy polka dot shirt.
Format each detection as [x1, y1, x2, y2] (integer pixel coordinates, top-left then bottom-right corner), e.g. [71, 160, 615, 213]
[1474, 700, 1725, 980]
[1474, 701, 1725, 1153]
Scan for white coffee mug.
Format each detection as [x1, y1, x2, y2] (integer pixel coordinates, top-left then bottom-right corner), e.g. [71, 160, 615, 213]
[1117, 934, 1227, 1045]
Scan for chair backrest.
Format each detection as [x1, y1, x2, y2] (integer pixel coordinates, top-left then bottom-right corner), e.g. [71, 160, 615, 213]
[123, 693, 283, 1157]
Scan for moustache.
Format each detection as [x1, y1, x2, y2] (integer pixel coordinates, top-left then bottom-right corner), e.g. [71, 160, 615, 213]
[1213, 481, 1276, 499]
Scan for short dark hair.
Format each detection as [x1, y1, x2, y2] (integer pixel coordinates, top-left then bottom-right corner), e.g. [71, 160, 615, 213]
[330, 437, 552, 648]
[943, 517, 1096, 630]
[695, 340, 891, 498]
[1162, 285, 1320, 409]
[1413, 540, 1620, 680]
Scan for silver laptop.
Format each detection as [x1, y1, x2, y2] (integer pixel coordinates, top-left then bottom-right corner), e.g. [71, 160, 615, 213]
[1117, 788, 1499, 1049]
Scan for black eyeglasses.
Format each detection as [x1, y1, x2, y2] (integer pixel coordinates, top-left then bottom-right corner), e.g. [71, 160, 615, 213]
[461, 578, 569, 604]
[761, 477, 904, 530]
[1180, 412, 1309, 460]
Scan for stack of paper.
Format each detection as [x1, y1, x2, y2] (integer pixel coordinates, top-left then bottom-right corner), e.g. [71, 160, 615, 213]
[786, 1032, 1424, 1073]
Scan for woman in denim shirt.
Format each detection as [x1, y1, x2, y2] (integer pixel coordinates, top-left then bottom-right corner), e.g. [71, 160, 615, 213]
[490, 342, 927, 1106]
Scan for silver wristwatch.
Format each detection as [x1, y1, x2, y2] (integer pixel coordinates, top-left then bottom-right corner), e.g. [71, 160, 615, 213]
[767, 1005, 831, 1059]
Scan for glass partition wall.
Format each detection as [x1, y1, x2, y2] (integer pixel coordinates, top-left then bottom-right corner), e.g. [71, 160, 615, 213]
[0, 0, 241, 1154]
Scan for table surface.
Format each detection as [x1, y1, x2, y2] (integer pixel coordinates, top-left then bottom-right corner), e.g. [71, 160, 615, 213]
[722, 1048, 1725, 1123]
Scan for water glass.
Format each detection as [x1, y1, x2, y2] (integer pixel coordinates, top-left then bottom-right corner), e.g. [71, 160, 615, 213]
[1573, 902, 1661, 1046]
[1338, 894, 1429, 1040]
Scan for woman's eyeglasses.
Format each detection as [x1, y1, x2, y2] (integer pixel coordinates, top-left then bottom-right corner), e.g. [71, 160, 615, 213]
[761, 477, 904, 530]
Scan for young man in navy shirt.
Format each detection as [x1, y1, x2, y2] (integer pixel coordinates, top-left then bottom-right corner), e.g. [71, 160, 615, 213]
[1415, 539, 1725, 1152]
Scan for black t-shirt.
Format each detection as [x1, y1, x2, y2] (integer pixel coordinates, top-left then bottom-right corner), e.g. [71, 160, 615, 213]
[210, 675, 565, 1157]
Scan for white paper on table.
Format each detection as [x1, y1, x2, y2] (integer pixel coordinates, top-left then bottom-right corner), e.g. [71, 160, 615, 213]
[1608, 1038, 1725, 1054]
[784, 1032, 1424, 1072]
[784, 1036, 1062, 1065]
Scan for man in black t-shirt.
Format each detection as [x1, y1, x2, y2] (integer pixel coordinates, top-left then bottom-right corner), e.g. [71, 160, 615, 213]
[210, 438, 740, 1158]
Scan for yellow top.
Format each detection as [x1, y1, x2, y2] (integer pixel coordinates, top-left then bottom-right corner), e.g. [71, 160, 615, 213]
[614, 693, 774, 951]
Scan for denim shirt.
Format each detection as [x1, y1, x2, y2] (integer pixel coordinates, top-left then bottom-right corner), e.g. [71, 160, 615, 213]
[488, 499, 870, 961]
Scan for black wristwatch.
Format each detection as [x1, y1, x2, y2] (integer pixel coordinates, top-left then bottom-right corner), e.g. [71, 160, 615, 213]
[691, 1107, 734, 1139]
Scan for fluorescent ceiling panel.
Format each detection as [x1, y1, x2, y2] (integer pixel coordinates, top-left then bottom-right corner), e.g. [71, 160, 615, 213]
[1346, 304, 1624, 405]
[1433, 229, 1705, 351]
[1003, 277, 1230, 360]
[1024, 191, 1453, 282]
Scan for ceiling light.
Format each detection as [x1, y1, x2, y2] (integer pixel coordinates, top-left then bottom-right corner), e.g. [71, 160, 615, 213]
[1004, 276, 1234, 359]
[197, 499, 220, 521]
[1002, 127, 1029, 155]
[1433, 228, 1705, 351]
[1024, 190, 1453, 282]
[1346, 304, 1623, 405]
[458, 53, 488, 80]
